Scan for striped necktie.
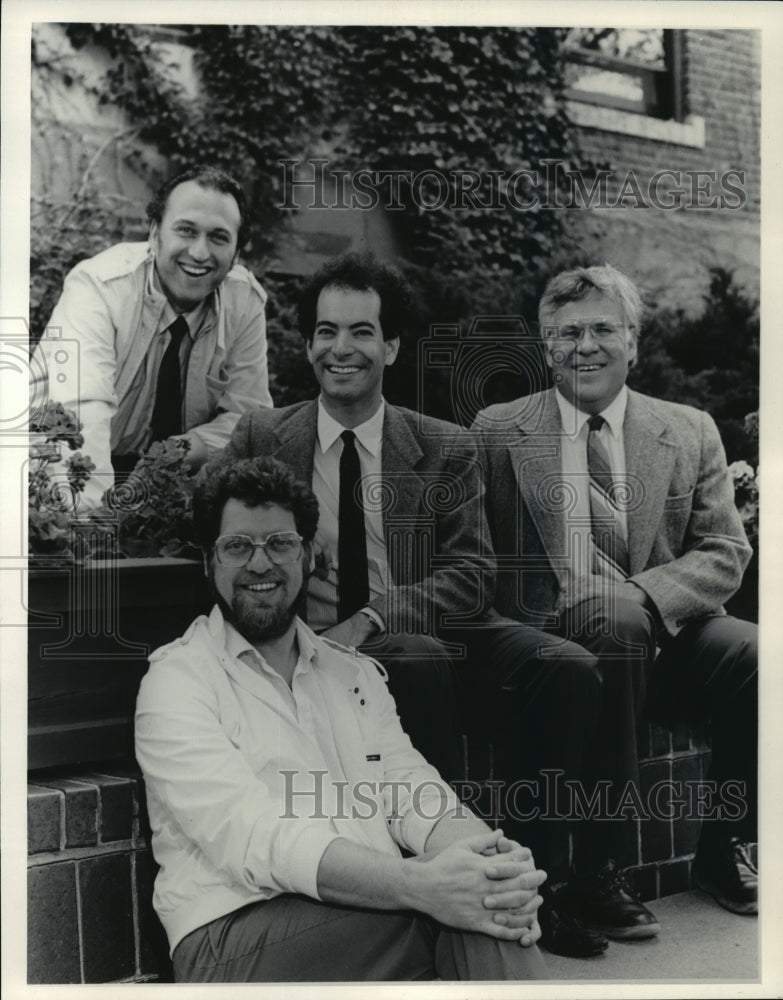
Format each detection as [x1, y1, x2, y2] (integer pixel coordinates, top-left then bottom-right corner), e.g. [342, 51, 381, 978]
[587, 414, 629, 580]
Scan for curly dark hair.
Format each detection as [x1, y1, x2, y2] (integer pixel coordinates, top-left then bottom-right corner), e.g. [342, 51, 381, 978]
[193, 457, 320, 552]
[146, 165, 249, 247]
[297, 251, 414, 343]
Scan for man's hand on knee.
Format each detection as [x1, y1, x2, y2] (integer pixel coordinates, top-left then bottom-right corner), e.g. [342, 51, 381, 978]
[476, 834, 545, 945]
[480, 834, 546, 941]
[408, 832, 546, 942]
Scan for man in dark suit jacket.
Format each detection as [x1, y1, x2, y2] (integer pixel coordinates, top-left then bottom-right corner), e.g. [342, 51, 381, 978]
[220, 253, 598, 851]
[221, 255, 489, 780]
[474, 264, 758, 949]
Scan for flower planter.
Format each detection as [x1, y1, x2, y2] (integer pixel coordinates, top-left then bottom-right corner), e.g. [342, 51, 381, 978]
[28, 557, 209, 770]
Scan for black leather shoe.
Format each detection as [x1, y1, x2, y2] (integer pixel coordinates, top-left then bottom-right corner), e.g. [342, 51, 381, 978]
[568, 861, 660, 940]
[538, 883, 609, 958]
[692, 836, 758, 915]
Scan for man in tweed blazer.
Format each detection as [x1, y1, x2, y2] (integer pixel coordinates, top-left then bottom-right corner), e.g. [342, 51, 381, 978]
[474, 264, 758, 951]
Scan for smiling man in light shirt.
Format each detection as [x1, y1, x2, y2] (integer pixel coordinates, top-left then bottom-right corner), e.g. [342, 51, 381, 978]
[473, 263, 758, 954]
[135, 455, 549, 982]
[31, 165, 272, 506]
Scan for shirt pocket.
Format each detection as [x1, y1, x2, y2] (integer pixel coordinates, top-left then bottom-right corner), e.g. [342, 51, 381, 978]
[663, 488, 694, 510]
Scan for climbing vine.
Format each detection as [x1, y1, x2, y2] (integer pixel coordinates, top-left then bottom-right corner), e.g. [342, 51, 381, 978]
[33, 23, 581, 417]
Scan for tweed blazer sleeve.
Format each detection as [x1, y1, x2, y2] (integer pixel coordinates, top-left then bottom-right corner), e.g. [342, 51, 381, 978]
[627, 406, 752, 633]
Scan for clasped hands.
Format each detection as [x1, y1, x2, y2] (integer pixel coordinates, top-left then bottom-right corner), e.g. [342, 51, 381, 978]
[411, 828, 546, 946]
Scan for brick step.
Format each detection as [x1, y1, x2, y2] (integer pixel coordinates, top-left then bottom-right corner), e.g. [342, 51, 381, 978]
[26, 720, 716, 984]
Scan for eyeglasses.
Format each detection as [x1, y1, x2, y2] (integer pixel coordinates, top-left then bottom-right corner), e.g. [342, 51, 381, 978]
[547, 320, 627, 342]
[214, 532, 303, 567]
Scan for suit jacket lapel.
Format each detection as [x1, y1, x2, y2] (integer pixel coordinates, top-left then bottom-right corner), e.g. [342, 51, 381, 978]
[624, 391, 678, 574]
[507, 391, 566, 582]
[272, 400, 318, 483]
[380, 407, 424, 583]
[380, 406, 424, 514]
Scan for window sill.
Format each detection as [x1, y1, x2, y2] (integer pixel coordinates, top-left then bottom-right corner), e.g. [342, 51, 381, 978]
[567, 100, 705, 149]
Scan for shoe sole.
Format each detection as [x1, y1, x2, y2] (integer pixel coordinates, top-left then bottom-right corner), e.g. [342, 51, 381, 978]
[692, 875, 758, 915]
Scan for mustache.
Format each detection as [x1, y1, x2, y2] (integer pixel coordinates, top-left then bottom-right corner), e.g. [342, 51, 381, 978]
[235, 571, 286, 585]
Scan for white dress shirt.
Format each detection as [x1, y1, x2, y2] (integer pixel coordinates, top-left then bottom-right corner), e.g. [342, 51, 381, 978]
[308, 398, 389, 631]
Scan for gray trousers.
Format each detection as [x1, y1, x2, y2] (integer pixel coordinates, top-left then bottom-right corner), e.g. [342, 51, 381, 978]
[172, 894, 549, 982]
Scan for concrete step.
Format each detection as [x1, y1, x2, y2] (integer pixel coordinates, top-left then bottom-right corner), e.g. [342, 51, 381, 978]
[542, 889, 758, 982]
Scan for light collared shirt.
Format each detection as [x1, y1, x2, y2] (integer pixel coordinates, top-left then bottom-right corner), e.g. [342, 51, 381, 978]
[135, 606, 458, 953]
[554, 386, 629, 585]
[33, 241, 271, 507]
[112, 265, 212, 455]
[227, 620, 348, 779]
[308, 398, 388, 632]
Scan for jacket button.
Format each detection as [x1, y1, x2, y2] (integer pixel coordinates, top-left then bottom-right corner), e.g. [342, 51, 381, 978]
[360, 699, 365, 705]
[354, 687, 359, 693]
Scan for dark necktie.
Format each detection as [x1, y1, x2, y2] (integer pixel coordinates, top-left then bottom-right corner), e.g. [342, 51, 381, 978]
[587, 414, 630, 579]
[150, 315, 189, 442]
[337, 430, 369, 620]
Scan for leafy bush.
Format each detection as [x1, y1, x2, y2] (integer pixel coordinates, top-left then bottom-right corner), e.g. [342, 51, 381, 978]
[629, 268, 759, 465]
[28, 402, 198, 560]
[101, 439, 199, 559]
[729, 458, 759, 551]
[28, 401, 95, 558]
[30, 187, 133, 346]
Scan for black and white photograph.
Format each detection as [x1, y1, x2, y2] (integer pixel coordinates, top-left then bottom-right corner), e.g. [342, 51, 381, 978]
[2, 1, 781, 995]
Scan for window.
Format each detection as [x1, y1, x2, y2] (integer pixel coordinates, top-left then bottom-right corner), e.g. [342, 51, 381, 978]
[564, 28, 684, 122]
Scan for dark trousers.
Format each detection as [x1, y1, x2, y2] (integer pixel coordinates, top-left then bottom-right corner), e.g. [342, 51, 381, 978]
[172, 894, 548, 982]
[357, 631, 464, 782]
[471, 599, 757, 877]
[445, 620, 604, 878]
[649, 613, 758, 845]
[358, 622, 605, 875]
[553, 596, 657, 871]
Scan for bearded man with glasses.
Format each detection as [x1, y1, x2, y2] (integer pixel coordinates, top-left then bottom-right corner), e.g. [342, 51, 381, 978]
[135, 455, 549, 982]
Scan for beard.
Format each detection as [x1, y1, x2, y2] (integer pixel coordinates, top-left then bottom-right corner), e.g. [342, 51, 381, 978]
[212, 578, 308, 643]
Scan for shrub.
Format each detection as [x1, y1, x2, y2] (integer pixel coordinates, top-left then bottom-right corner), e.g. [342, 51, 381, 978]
[28, 402, 198, 561]
[629, 268, 759, 465]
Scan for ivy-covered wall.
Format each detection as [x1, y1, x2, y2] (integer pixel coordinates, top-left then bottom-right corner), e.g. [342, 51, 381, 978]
[31, 24, 579, 411]
[31, 23, 758, 457]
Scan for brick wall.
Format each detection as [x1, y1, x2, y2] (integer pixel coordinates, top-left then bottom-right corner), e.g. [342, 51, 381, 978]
[460, 719, 713, 904]
[27, 767, 171, 985]
[27, 724, 712, 983]
[630, 722, 712, 901]
[569, 29, 760, 315]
